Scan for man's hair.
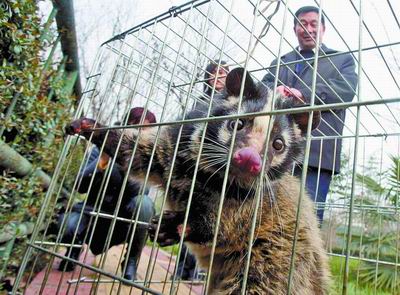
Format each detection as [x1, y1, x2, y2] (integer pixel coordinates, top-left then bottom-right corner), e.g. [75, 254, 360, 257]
[294, 6, 325, 27]
[125, 107, 157, 125]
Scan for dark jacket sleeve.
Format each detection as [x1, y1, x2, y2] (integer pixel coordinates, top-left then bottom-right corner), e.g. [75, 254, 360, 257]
[76, 147, 123, 194]
[297, 54, 358, 105]
[261, 58, 280, 89]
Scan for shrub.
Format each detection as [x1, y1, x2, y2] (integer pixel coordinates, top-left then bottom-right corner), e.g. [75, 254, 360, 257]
[0, 0, 76, 281]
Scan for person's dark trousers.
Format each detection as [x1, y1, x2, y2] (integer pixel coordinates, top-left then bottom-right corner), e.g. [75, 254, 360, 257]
[174, 244, 197, 280]
[57, 205, 89, 271]
[294, 166, 332, 225]
[57, 195, 154, 279]
[121, 195, 155, 281]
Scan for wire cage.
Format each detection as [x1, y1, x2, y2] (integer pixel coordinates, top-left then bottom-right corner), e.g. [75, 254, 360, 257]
[13, 0, 400, 294]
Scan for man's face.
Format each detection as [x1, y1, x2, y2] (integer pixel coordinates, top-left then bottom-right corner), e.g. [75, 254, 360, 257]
[209, 67, 228, 92]
[294, 11, 325, 50]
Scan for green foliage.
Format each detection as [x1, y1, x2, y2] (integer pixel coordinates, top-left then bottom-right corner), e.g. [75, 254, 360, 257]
[329, 155, 400, 294]
[359, 262, 400, 293]
[0, 175, 44, 223]
[387, 155, 400, 205]
[355, 155, 399, 208]
[0, 0, 76, 280]
[0, 0, 41, 73]
[329, 256, 394, 295]
[330, 255, 360, 291]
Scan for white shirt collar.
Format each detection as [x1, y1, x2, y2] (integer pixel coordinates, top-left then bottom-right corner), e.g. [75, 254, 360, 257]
[298, 46, 316, 53]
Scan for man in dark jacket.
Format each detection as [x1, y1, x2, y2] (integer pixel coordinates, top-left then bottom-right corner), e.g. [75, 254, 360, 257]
[262, 6, 358, 223]
[58, 108, 156, 281]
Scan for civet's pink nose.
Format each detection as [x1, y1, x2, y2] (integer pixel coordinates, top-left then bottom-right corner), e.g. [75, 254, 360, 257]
[232, 147, 262, 175]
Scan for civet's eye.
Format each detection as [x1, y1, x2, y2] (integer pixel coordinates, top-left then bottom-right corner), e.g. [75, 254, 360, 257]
[228, 119, 245, 131]
[272, 138, 285, 151]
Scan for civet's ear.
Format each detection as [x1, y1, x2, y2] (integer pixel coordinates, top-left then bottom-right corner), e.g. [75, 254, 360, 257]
[292, 108, 321, 133]
[288, 97, 320, 133]
[225, 67, 258, 99]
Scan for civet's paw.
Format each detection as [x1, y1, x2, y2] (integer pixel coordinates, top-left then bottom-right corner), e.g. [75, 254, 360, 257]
[148, 211, 187, 247]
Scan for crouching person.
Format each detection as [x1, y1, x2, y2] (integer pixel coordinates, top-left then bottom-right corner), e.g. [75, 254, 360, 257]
[57, 107, 157, 281]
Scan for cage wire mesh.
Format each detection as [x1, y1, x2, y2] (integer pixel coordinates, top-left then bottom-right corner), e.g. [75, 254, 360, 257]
[13, 0, 400, 294]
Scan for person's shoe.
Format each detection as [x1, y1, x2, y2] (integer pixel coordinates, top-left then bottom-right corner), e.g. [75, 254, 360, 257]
[194, 270, 206, 281]
[171, 267, 204, 281]
[58, 259, 76, 272]
[58, 247, 81, 272]
[122, 258, 137, 281]
[171, 270, 188, 281]
[170, 263, 187, 280]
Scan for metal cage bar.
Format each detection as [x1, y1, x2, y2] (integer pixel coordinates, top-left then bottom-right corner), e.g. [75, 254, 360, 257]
[12, 0, 400, 294]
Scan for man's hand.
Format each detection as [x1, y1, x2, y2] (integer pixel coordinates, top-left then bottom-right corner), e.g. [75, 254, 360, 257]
[276, 85, 289, 97]
[148, 211, 188, 247]
[288, 88, 305, 102]
[276, 85, 304, 102]
[98, 153, 110, 170]
[65, 118, 98, 136]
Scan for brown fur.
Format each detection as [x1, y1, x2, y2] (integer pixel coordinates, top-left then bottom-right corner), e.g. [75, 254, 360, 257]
[186, 174, 330, 294]
[68, 119, 331, 294]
